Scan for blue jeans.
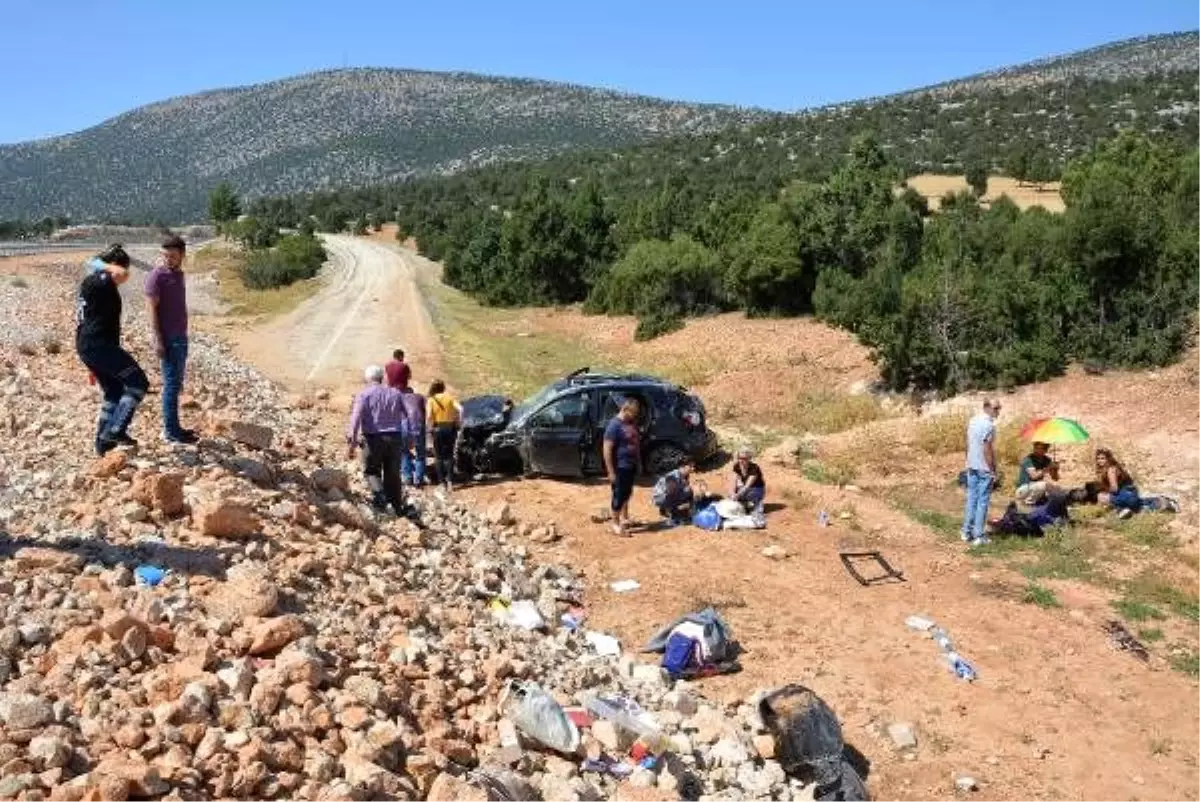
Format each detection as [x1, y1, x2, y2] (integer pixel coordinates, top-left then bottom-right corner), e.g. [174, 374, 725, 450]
[401, 427, 427, 486]
[1110, 486, 1155, 512]
[160, 336, 188, 437]
[961, 469, 994, 540]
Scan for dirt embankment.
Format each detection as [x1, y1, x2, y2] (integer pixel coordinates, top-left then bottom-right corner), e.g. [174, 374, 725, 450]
[208, 236, 1199, 801]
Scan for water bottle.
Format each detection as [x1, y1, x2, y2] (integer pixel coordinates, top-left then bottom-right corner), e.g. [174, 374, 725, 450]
[818, 510, 830, 527]
[941, 651, 977, 681]
[930, 626, 953, 652]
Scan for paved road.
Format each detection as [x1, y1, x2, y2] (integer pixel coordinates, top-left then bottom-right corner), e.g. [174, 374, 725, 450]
[243, 235, 442, 395]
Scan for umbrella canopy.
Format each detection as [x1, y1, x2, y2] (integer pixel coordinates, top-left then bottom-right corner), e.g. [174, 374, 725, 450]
[1020, 417, 1090, 444]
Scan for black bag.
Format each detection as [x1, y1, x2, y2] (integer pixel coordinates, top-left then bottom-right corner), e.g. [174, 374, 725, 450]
[758, 684, 868, 801]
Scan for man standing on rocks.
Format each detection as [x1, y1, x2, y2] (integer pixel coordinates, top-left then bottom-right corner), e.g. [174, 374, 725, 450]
[347, 365, 409, 515]
[145, 235, 197, 444]
[76, 244, 149, 455]
[961, 398, 1001, 546]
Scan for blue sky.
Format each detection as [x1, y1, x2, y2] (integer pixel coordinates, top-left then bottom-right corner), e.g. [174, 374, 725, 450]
[0, 0, 1194, 143]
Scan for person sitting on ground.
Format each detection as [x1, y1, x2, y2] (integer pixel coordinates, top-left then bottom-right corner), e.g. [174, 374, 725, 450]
[729, 446, 766, 515]
[652, 458, 706, 526]
[426, 380, 463, 492]
[76, 244, 149, 455]
[346, 365, 409, 516]
[1015, 441, 1060, 504]
[1094, 448, 1180, 518]
[992, 487, 1088, 537]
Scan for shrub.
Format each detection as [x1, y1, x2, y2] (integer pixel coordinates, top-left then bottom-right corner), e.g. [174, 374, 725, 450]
[634, 312, 684, 341]
[241, 233, 327, 290]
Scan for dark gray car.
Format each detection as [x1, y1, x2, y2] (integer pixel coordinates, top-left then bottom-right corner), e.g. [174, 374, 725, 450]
[455, 368, 718, 479]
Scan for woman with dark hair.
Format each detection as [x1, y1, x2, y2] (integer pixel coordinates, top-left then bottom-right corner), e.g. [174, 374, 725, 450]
[426, 379, 463, 492]
[75, 244, 149, 455]
[1094, 448, 1179, 518]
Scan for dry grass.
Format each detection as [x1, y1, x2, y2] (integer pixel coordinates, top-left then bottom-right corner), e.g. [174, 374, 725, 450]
[905, 173, 1065, 213]
[913, 413, 969, 455]
[789, 390, 886, 435]
[194, 242, 318, 318]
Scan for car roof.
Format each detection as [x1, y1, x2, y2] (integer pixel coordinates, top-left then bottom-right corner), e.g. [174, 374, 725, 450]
[555, 370, 679, 391]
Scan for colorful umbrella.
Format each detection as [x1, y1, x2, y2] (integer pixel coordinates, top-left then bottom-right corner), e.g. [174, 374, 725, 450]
[1020, 417, 1090, 444]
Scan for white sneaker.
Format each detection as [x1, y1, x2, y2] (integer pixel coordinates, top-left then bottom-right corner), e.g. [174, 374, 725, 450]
[969, 535, 991, 547]
[1117, 507, 1134, 520]
[960, 530, 972, 543]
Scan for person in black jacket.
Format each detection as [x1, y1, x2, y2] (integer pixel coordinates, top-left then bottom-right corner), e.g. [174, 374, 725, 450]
[76, 245, 149, 455]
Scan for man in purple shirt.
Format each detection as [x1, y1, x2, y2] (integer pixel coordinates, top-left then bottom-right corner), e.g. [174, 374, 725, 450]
[145, 235, 196, 444]
[347, 365, 410, 515]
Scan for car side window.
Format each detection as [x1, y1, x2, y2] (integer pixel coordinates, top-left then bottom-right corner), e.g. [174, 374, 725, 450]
[600, 390, 650, 428]
[530, 393, 590, 430]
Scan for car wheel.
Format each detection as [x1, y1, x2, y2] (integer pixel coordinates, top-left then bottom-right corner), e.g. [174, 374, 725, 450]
[646, 444, 688, 475]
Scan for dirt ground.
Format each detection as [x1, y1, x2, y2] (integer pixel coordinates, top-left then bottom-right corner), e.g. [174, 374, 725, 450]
[115, 232, 1198, 801]
[905, 173, 1066, 213]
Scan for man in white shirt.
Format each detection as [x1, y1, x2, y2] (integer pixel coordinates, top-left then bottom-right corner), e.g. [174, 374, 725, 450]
[961, 399, 1001, 546]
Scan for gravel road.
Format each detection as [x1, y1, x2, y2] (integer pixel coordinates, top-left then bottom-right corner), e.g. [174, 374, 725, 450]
[243, 235, 442, 396]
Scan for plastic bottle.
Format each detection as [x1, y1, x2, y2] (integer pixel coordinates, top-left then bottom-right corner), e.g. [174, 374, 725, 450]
[929, 626, 953, 652]
[818, 510, 830, 528]
[941, 651, 977, 681]
[582, 694, 673, 754]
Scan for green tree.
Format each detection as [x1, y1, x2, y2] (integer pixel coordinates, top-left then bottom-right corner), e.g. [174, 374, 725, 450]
[965, 161, 989, 197]
[208, 183, 241, 231]
[725, 203, 808, 315]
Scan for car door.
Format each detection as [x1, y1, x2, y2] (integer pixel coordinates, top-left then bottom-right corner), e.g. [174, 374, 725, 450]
[521, 391, 591, 477]
[595, 387, 652, 469]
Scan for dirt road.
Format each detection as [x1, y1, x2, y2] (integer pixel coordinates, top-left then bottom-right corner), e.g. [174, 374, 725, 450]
[238, 235, 442, 396]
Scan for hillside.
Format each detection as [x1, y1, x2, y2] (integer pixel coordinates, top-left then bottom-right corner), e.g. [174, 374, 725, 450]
[0, 69, 764, 223]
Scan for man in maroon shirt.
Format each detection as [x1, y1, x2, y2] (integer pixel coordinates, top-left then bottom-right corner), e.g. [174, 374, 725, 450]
[385, 348, 411, 390]
[145, 235, 196, 444]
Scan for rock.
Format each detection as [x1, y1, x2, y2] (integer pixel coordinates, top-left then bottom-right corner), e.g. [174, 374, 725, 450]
[224, 420, 274, 450]
[686, 706, 728, 745]
[485, 501, 515, 527]
[91, 758, 169, 798]
[194, 498, 259, 539]
[232, 457, 274, 486]
[216, 660, 256, 699]
[247, 615, 306, 655]
[427, 772, 489, 802]
[955, 775, 979, 792]
[761, 545, 789, 560]
[631, 663, 669, 687]
[120, 624, 147, 660]
[12, 548, 82, 573]
[710, 736, 750, 768]
[751, 734, 776, 760]
[128, 471, 186, 516]
[91, 450, 128, 478]
[121, 501, 150, 522]
[887, 722, 918, 750]
[17, 623, 49, 646]
[27, 736, 71, 771]
[0, 693, 54, 730]
[310, 468, 349, 492]
[344, 674, 385, 709]
[664, 690, 698, 717]
[204, 565, 278, 620]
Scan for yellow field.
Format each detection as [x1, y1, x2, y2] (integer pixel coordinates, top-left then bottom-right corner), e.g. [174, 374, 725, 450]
[906, 173, 1065, 213]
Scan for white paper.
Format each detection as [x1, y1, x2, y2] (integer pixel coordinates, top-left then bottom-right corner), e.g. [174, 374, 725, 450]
[610, 579, 640, 593]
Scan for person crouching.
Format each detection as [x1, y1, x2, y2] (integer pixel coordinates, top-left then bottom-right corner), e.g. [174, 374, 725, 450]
[346, 365, 409, 516]
[653, 458, 704, 526]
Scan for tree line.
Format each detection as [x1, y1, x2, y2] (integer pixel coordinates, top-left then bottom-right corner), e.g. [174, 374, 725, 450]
[241, 129, 1196, 394]
[208, 183, 327, 290]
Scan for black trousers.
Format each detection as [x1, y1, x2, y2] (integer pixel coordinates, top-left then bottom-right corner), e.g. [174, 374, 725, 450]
[362, 432, 405, 514]
[78, 342, 148, 447]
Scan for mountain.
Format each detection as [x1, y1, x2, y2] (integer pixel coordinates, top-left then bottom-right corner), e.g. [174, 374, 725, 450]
[1, 31, 1195, 223]
[0, 69, 766, 223]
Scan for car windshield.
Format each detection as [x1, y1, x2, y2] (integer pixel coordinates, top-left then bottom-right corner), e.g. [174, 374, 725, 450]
[510, 383, 561, 423]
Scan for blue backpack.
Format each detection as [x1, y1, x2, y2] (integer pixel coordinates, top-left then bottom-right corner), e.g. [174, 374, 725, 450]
[692, 504, 721, 531]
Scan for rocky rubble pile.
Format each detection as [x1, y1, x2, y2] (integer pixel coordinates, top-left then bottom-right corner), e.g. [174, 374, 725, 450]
[0, 279, 840, 801]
